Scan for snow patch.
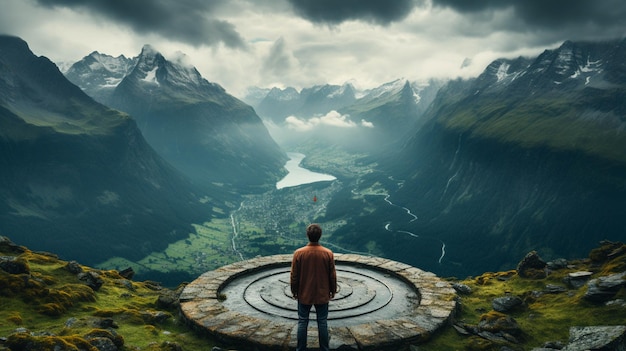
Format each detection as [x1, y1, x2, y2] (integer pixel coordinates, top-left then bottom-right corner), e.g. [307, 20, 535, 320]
[143, 67, 159, 85]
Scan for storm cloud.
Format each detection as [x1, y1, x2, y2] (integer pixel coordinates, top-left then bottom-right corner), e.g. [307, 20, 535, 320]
[33, 0, 246, 48]
[433, 0, 626, 33]
[286, 0, 418, 25]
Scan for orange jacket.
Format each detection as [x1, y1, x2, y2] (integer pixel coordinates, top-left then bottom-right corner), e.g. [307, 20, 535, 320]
[290, 243, 337, 305]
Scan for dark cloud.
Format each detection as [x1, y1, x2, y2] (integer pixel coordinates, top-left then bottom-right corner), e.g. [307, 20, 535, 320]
[286, 0, 418, 25]
[33, 0, 246, 48]
[433, 0, 626, 32]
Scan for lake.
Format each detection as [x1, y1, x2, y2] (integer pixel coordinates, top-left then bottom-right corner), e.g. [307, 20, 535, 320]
[276, 152, 337, 189]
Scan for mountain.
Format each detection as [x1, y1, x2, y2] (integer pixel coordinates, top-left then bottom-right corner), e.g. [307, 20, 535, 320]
[67, 45, 287, 192]
[363, 38, 626, 277]
[339, 79, 444, 148]
[251, 83, 357, 124]
[64, 51, 136, 104]
[0, 35, 230, 268]
[247, 79, 444, 152]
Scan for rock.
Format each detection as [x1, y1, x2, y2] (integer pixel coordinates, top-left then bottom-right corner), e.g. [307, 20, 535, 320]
[0, 256, 29, 274]
[118, 267, 134, 279]
[156, 289, 180, 309]
[0, 237, 26, 254]
[477, 311, 523, 337]
[492, 295, 524, 313]
[65, 261, 84, 274]
[517, 251, 547, 278]
[546, 258, 568, 270]
[562, 325, 626, 351]
[544, 284, 567, 294]
[88, 337, 118, 351]
[452, 283, 472, 295]
[584, 271, 626, 302]
[564, 271, 593, 289]
[531, 341, 565, 350]
[78, 271, 104, 291]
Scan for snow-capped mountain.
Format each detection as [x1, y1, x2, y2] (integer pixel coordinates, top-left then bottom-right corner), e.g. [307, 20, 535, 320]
[382, 38, 626, 277]
[65, 51, 136, 104]
[473, 39, 625, 94]
[66, 45, 287, 192]
[0, 35, 227, 266]
[250, 83, 356, 123]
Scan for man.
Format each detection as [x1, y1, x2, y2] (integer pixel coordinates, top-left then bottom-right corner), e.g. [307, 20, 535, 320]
[290, 223, 337, 351]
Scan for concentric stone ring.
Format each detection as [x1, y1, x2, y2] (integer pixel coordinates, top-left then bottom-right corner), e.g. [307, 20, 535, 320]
[180, 254, 457, 350]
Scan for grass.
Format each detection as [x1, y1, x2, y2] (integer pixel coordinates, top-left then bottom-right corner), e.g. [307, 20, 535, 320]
[420, 244, 626, 351]
[97, 219, 240, 277]
[2, 237, 625, 351]
[0, 240, 225, 351]
[441, 95, 626, 166]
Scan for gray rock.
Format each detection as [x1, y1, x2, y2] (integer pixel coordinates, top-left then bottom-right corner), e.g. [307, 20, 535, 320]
[517, 251, 547, 278]
[452, 283, 472, 295]
[0, 256, 29, 274]
[544, 284, 568, 294]
[89, 337, 118, 351]
[78, 271, 104, 291]
[565, 271, 593, 289]
[547, 258, 569, 270]
[584, 271, 626, 302]
[65, 260, 84, 274]
[492, 295, 524, 313]
[562, 325, 626, 351]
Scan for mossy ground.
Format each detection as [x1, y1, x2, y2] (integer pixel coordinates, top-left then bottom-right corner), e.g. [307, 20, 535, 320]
[2, 238, 625, 351]
[420, 242, 626, 351]
[0, 241, 223, 351]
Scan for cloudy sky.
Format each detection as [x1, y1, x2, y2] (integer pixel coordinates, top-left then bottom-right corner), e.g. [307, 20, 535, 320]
[1, 0, 625, 97]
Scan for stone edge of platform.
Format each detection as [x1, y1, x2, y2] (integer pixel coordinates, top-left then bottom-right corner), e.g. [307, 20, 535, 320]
[179, 254, 458, 350]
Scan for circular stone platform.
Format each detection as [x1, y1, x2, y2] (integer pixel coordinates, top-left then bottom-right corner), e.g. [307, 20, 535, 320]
[180, 254, 457, 350]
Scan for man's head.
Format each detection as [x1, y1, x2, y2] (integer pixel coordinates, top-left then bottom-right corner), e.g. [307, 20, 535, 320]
[306, 223, 322, 243]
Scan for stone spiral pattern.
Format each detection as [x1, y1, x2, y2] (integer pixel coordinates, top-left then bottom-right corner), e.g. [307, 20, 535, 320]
[180, 254, 457, 350]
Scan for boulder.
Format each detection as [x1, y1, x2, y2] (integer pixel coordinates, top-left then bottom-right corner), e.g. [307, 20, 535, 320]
[452, 283, 472, 295]
[0, 256, 29, 274]
[78, 271, 104, 291]
[584, 271, 626, 302]
[65, 261, 84, 274]
[565, 271, 594, 289]
[562, 325, 626, 351]
[477, 311, 523, 337]
[517, 251, 547, 278]
[492, 295, 524, 313]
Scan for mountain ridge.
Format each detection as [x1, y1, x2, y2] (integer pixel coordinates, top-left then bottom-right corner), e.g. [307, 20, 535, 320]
[0, 35, 228, 266]
[66, 44, 287, 191]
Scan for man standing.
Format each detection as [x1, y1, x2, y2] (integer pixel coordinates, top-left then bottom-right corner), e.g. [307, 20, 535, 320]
[290, 223, 337, 351]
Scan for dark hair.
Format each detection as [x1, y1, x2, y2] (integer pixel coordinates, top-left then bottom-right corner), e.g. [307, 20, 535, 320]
[306, 223, 322, 242]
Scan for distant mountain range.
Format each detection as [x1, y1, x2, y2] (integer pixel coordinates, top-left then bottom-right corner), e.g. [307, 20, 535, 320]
[2, 33, 625, 280]
[0, 35, 232, 266]
[65, 46, 287, 192]
[244, 78, 444, 151]
[337, 38, 626, 276]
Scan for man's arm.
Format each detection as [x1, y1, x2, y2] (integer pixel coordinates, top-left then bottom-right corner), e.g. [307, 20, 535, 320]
[290, 255, 299, 298]
[329, 254, 337, 299]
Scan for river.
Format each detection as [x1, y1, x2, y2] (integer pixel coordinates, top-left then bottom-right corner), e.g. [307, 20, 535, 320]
[276, 152, 337, 189]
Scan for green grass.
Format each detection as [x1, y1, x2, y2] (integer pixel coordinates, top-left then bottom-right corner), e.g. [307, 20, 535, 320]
[97, 219, 240, 276]
[420, 249, 626, 351]
[441, 95, 626, 166]
[0, 246, 225, 351]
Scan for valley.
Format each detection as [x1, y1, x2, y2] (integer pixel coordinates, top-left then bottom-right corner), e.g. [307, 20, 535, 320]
[96, 148, 382, 285]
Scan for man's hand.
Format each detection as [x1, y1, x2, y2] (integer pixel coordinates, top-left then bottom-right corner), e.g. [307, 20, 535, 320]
[330, 292, 335, 299]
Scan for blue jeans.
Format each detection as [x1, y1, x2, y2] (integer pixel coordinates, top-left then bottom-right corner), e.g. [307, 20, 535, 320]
[297, 302, 329, 351]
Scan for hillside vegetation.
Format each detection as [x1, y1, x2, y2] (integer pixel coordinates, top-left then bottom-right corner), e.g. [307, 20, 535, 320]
[1, 235, 625, 351]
